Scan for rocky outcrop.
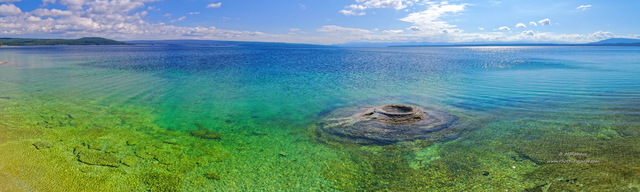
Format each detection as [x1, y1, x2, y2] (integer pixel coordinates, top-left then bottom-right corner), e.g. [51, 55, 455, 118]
[317, 104, 460, 145]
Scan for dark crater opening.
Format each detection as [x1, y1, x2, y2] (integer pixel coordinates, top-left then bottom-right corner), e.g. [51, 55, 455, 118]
[381, 104, 415, 114]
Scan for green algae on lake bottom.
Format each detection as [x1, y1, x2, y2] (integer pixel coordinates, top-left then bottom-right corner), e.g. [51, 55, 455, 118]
[4, 96, 633, 191]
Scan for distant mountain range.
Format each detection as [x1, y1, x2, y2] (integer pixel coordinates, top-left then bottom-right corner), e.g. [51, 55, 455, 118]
[125, 39, 327, 48]
[343, 38, 640, 47]
[588, 38, 640, 45]
[0, 37, 128, 46]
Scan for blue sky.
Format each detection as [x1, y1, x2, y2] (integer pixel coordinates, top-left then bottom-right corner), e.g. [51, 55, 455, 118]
[0, 0, 638, 44]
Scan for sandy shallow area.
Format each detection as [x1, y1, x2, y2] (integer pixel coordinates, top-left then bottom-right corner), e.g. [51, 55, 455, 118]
[0, 125, 150, 191]
[0, 94, 337, 191]
[0, 106, 227, 191]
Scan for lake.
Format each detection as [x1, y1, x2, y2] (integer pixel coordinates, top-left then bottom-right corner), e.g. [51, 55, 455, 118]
[1, 45, 639, 191]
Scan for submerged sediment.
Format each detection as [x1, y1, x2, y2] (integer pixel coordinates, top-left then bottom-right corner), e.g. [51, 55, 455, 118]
[316, 104, 460, 145]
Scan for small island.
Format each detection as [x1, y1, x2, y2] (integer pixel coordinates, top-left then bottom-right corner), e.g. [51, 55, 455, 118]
[0, 37, 128, 46]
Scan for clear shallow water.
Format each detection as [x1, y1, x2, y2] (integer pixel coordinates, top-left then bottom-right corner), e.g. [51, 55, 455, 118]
[1, 45, 640, 191]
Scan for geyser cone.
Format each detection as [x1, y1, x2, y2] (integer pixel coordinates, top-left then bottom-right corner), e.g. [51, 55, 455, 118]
[316, 104, 459, 145]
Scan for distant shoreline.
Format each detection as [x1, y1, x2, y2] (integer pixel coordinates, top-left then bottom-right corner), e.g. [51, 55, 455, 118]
[0, 37, 128, 46]
[389, 43, 640, 48]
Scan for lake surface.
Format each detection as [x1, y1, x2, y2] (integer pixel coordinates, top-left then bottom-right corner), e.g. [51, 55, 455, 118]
[1, 45, 639, 191]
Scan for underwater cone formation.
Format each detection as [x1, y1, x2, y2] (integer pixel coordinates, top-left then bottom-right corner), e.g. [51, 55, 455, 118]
[317, 104, 459, 145]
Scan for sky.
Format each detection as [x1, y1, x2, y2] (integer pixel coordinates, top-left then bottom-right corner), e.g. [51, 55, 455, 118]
[0, 0, 639, 45]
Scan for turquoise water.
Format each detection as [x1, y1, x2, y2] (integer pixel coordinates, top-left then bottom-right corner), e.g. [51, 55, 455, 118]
[1, 45, 640, 191]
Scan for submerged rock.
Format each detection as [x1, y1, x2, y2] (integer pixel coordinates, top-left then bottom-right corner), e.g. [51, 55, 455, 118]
[317, 104, 460, 145]
[121, 156, 138, 167]
[162, 139, 179, 145]
[76, 148, 120, 167]
[250, 131, 268, 136]
[32, 141, 53, 150]
[134, 150, 156, 159]
[204, 172, 221, 180]
[190, 129, 222, 140]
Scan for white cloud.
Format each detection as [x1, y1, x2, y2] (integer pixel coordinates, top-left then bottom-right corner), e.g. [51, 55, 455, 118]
[41, 0, 56, 5]
[31, 8, 73, 17]
[85, 0, 150, 14]
[521, 30, 535, 36]
[0, 0, 22, 2]
[0, 4, 21, 15]
[408, 26, 420, 31]
[383, 29, 403, 34]
[528, 21, 537, 27]
[515, 23, 526, 28]
[0, 0, 279, 43]
[189, 12, 200, 15]
[538, 18, 551, 26]
[60, 0, 85, 10]
[589, 31, 613, 39]
[347, 4, 366, 10]
[441, 29, 462, 34]
[206, 3, 221, 8]
[576, 5, 591, 11]
[26, 16, 41, 21]
[339, 9, 365, 16]
[170, 16, 186, 23]
[340, 0, 418, 16]
[498, 26, 510, 31]
[399, 2, 468, 33]
[359, 0, 411, 10]
[317, 25, 371, 34]
[478, 27, 485, 31]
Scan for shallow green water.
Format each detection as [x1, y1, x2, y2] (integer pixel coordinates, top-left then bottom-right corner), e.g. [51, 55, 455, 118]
[1, 45, 639, 191]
